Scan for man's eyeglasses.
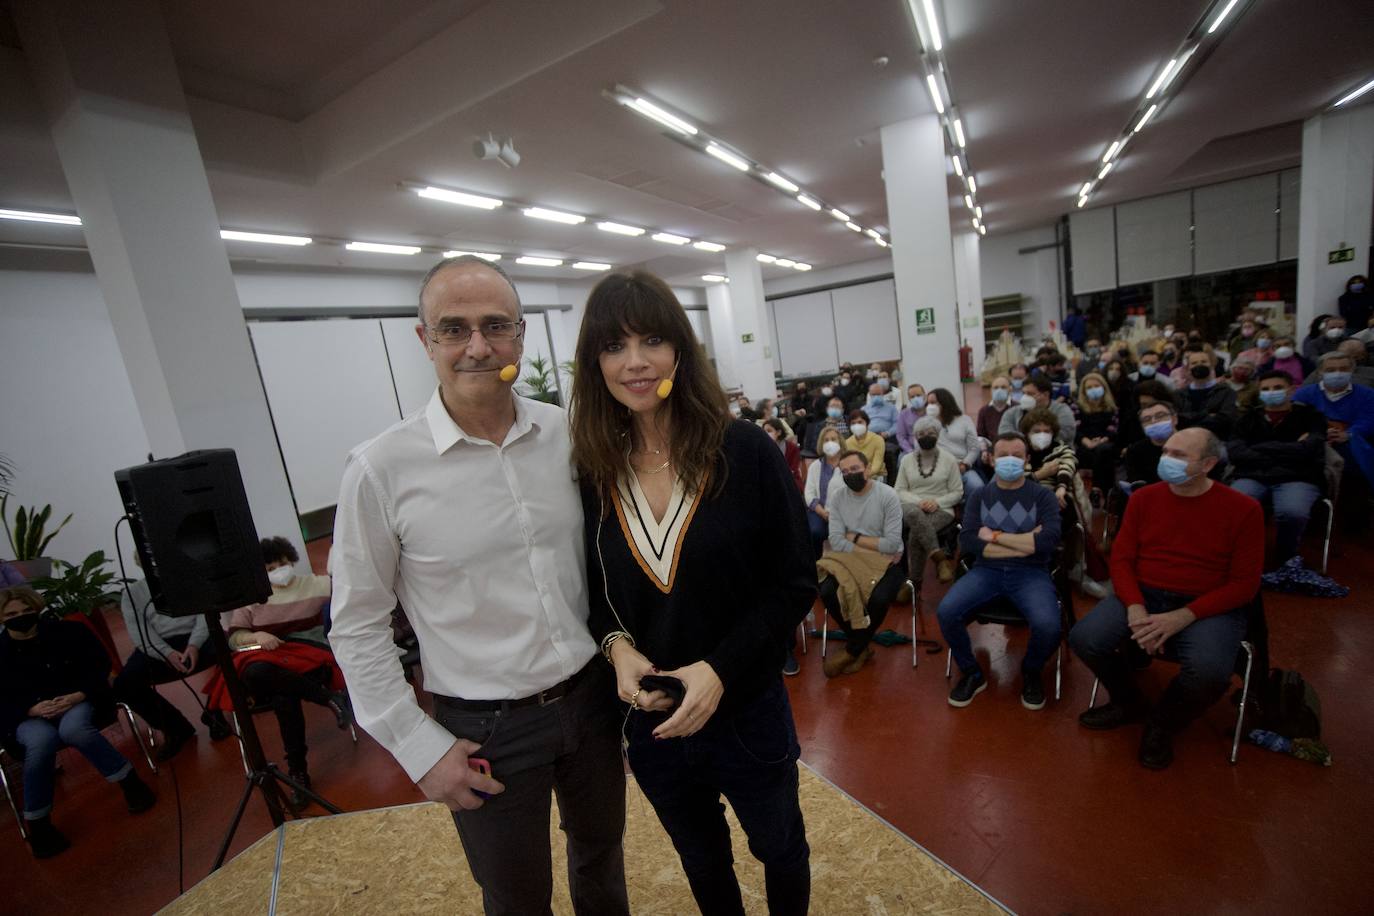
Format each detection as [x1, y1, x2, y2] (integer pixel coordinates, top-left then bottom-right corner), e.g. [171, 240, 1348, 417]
[424, 320, 524, 345]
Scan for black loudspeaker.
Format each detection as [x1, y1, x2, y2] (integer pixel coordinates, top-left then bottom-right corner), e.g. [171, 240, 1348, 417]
[115, 449, 271, 617]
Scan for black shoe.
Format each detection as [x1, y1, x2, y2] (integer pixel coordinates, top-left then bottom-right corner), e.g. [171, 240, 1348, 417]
[1020, 670, 1046, 711]
[782, 648, 800, 677]
[1078, 701, 1147, 731]
[26, 815, 70, 859]
[286, 770, 312, 813]
[325, 691, 353, 730]
[1139, 724, 1175, 770]
[947, 670, 987, 708]
[119, 771, 156, 814]
[155, 725, 195, 763]
[202, 709, 232, 742]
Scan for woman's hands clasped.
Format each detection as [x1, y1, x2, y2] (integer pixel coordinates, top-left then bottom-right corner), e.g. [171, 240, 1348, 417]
[608, 641, 724, 739]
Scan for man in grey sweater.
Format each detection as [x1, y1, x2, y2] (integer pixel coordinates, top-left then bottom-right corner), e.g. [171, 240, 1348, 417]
[817, 449, 904, 677]
[999, 375, 1076, 445]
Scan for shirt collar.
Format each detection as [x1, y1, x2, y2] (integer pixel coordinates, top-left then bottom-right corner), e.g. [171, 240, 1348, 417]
[424, 386, 537, 454]
[1324, 385, 1353, 402]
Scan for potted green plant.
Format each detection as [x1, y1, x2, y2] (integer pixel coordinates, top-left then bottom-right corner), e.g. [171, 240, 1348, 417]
[2, 493, 72, 580]
[30, 550, 129, 664]
[522, 353, 561, 405]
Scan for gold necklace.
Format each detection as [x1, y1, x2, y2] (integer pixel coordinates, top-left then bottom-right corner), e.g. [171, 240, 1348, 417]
[635, 458, 672, 475]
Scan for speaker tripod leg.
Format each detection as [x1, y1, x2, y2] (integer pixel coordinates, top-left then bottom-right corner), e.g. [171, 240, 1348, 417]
[213, 773, 264, 871]
[266, 763, 344, 815]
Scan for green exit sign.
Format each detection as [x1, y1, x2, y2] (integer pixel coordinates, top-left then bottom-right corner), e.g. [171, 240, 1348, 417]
[740, 332, 755, 343]
[1329, 247, 1355, 264]
[915, 307, 936, 335]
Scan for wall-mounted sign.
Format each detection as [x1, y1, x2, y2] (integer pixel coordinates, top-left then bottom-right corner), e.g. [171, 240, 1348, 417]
[915, 307, 936, 335]
[741, 332, 755, 343]
[1329, 247, 1355, 264]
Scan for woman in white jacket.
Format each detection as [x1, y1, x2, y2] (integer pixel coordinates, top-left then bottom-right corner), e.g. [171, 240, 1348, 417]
[895, 416, 964, 583]
[803, 426, 845, 557]
[925, 387, 984, 499]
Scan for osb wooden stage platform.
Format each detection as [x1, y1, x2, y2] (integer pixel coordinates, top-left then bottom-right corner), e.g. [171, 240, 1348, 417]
[160, 763, 1008, 915]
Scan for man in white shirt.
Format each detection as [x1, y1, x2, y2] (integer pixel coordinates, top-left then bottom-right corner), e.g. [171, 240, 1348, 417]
[329, 257, 628, 916]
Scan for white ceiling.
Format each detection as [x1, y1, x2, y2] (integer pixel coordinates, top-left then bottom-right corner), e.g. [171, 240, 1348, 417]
[0, 0, 1371, 288]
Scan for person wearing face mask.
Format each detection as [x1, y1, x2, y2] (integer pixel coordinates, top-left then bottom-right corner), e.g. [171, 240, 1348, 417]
[895, 383, 928, 455]
[804, 428, 848, 558]
[977, 376, 1013, 443]
[1294, 351, 1374, 509]
[786, 381, 812, 443]
[1236, 325, 1272, 368]
[925, 387, 983, 498]
[1021, 410, 1078, 510]
[844, 408, 887, 480]
[1176, 349, 1238, 438]
[0, 586, 157, 858]
[1129, 350, 1171, 388]
[1227, 317, 1261, 359]
[1256, 336, 1313, 385]
[753, 398, 795, 442]
[863, 383, 901, 479]
[895, 416, 964, 585]
[204, 536, 350, 812]
[1122, 393, 1179, 486]
[834, 370, 857, 409]
[819, 396, 851, 441]
[810, 380, 838, 420]
[1339, 274, 1373, 331]
[1227, 370, 1327, 564]
[1068, 428, 1262, 770]
[1225, 356, 1260, 412]
[817, 450, 905, 678]
[999, 375, 1077, 445]
[1312, 315, 1349, 360]
[1072, 372, 1120, 493]
[1008, 364, 1030, 396]
[763, 417, 803, 490]
[1301, 314, 1337, 362]
[937, 433, 1062, 711]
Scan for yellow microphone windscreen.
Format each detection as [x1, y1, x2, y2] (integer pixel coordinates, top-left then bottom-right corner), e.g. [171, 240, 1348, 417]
[499, 364, 518, 383]
[656, 378, 674, 399]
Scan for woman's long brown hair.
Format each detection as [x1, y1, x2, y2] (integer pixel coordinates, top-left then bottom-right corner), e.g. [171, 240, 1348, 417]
[569, 271, 730, 506]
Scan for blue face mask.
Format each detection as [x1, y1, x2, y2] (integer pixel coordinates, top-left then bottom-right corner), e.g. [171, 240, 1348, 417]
[994, 455, 1026, 482]
[1144, 419, 1174, 443]
[1352, 282, 1366, 293]
[1011, 378, 1024, 390]
[1157, 454, 1194, 485]
[1256, 337, 1271, 350]
[1323, 371, 1352, 390]
[869, 396, 884, 408]
[991, 388, 1009, 403]
[878, 378, 891, 391]
[1258, 389, 1287, 408]
[1086, 386, 1105, 401]
[826, 406, 842, 419]
[1138, 364, 1157, 378]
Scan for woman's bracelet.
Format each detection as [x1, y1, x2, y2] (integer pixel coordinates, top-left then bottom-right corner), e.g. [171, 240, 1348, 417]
[601, 631, 634, 661]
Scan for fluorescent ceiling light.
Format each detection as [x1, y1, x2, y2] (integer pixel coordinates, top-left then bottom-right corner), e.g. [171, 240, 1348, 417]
[0, 208, 81, 225]
[443, 250, 501, 261]
[220, 230, 311, 246]
[1334, 77, 1374, 107]
[967, 175, 977, 193]
[977, 224, 986, 236]
[971, 218, 979, 230]
[844, 221, 863, 233]
[516, 256, 563, 267]
[925, 73, 945, 114]
[829, 208, 850, 221]
[1207, 0, 1240, 34]
[702, 274, 727, 282]
[953, 118, 966, 148]
[756, 253, 777, 263]
[964, 194, 974, 209]
[797, 194, 822, 211]
[596, 221, 645, 236]
[775, 258, 796, 268]
[626, 97, 698, 136]
[346, 241, 420, 255]
[1102, 140, 1122, 163]
[875, 237, 889, 248]
[865, 228, 881, 240]
[693, 240, 726, 252]
[524, 207, 585, 225]
[1134, 104, 1158, 133]
[951, 156, 964, 177]
[705, 143, 750, 172]
[572, 261, 611, 271]
[1098, 161, 1114, 180]
[651, 232, 690, 245]
[975, 206, 983, 219]
[921, 0, 943, 51]
[794, 262, 813, 270]
[416, 186, 503, 209]
[1080, 182, 1094, 197]
[764, 172, 799, 192]
[1145, 59, 1178, 99]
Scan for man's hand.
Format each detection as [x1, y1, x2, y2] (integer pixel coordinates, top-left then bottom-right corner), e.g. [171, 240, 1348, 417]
[417, 740, 506, 811]
[652, 661, 724, 740]
[1328, 427, 1350, 444]
[1038, 459, 1062, 479]
[28, 700, 59, 719]
[165, 649, 186, 671]
[182, 645, 200, 672]
[920, 499, 939, 513]
[978, 526, 998, 543]
[609, 639, 673, 712]
[1129, 607, 1196, 655]
[254, 631, 283, 651]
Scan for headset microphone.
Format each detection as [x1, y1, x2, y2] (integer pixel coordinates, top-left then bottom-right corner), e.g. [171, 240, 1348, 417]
[656, 356, 681, 399]
[499, 364, 519, 383]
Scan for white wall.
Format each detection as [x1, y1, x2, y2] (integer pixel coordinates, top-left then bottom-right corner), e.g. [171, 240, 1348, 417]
[979, 224, 1063, 338]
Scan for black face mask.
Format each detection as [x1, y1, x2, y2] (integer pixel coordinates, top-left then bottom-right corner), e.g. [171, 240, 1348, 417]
[843, 472, 867, 492]
[1190, 365, 1211, 380]
[917, 436, 939, 451]
[3, 612, 39, 634]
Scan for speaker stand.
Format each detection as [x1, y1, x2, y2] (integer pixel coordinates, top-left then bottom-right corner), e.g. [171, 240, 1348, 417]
[205, 612, 344, 871]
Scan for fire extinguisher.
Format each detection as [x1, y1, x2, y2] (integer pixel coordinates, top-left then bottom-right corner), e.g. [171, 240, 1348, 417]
[959, 345, 973, 381]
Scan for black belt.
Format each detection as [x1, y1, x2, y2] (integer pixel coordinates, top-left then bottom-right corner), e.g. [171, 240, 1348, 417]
[436, 661, 595, 712]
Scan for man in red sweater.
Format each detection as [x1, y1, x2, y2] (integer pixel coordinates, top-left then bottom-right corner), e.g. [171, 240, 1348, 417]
[1068, 428, 1262, 769]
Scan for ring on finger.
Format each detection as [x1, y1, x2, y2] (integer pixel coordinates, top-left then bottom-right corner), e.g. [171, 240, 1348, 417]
[630, 688, 642, 710]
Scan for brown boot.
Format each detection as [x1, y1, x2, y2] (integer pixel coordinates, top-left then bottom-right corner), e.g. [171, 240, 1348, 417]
[823, 650, 857, 678]
[841, 646, 874, 675]
[895, 582, 912, 605]
[935, 552, 956, 584]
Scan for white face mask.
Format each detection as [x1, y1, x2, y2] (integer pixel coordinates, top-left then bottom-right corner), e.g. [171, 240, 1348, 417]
[925, 403, 940, 417]
[1274, 345, 1295, 360]
[850, 423, 868, 438]
[728, 403, 741, 417]
[1019, 394, 1037, 411]
[1029, 432, 1053, 450]
[822, 440, 842, 457]
[268, 566, 295, 587]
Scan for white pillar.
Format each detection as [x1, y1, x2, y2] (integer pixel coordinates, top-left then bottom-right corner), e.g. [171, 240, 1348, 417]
[723, 248, 777, 400]
[704, 283, 741, 391]
[952, 231, 986, 380]
[1296, 105, 1374, 337]
[881, 115, 963, 396]
[15, 0, 306, 566]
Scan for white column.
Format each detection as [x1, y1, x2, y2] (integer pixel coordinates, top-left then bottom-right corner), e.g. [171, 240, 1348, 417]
[952, 231, 986, 380]
[704, 283, 740, 390]
[723, 248, 777, 400]
[15, 0, 306, 566]
[1296, 105, 1374, 336]
[881, 115, 963, 395]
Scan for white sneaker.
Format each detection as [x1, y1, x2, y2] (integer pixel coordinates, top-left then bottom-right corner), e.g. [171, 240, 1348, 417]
[1080, 577, 1108, 599]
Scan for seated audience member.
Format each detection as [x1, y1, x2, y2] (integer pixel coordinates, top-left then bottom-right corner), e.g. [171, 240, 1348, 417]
[1301, 314, 1336, 362]
[1168, 343, 1205, 389]
[205, 537, 351, 811]
[0, 586, 156, 858]
[895, 416, 963, 585]
[1072, 372, 1120, 491]
[1355, 314, 1374, 346]
[926, 387, 983, 497]
[896, 382, 927, 455]
[1257, 335, 1313, 384]
[1227, 355, 1260, 412]
[1177, 349, 1238, 437]
[1022, 408, 1078, 509]
[1227, 370, 1327, 564]
[937, 433, 1062, 711]
[1042, 352, 1073, 402]
[113, 554, 230, 760]
[1008, 363, 1030, 396]
[733, 393, 757, 421]
[1000, 374, 1077, 445]
[977, 376, 1013, 445]
[834, 367, 859, 409]
[763, 417, 803, 490]
[754, 398, 795, 440]
[1293, 351, 1374, 504]
[817, 451, 905, 678]
[1236, 327, 1272, 368]
[1106, 359, 1143, 444]
[1068, 428, 1262, 770]
[876, 370, 898, 404]
[804, 427, 846, 557]
[1228, 316, 1264, 359]
[1312, 339, 1374, 388]
[1340, 273, 1372, 330]
[1123, 397, 1178, 486]
[845, 409, 887, 480]
[811, 379, 837, 418]
[1130, 350, 1165, 385]
[864, 382, 901, 474]
[1311, 315, 1348, 360]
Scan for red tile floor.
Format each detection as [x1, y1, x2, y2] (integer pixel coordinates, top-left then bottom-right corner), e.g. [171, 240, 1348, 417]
[4, 384, 1370, 913]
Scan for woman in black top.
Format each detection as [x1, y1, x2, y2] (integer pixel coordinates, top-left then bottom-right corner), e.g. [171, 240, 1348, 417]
[570, 271, 815, 916]
[0, 587, 155, 858]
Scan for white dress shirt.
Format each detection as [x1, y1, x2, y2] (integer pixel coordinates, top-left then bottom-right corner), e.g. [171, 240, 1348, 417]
[329, 387, 596, 782]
